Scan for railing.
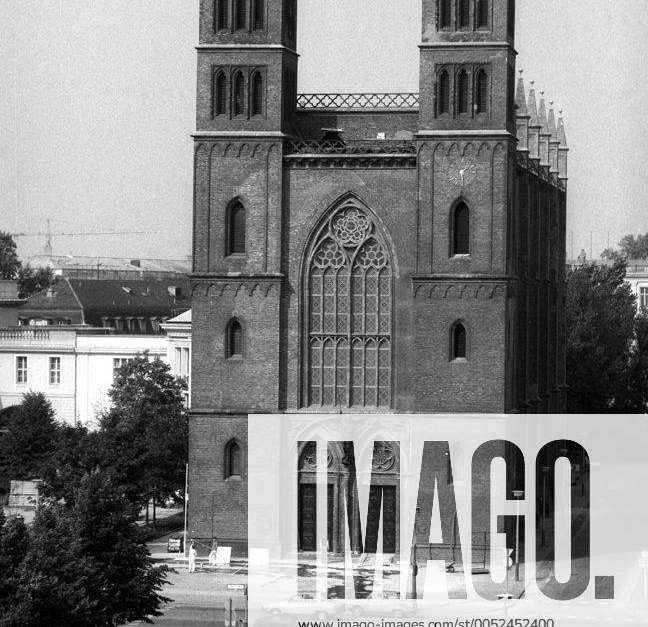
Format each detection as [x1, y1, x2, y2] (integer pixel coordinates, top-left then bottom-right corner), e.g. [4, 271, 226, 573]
[285, 139, 417, 156]
[297, 92, 419, 110]
[0, 329, 51, 341]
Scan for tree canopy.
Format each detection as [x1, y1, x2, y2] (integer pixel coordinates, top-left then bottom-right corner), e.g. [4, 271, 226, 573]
[0, 473, 169, 626]
[0, 231, 21, 280]
[18, 264, 55, 299]
[566, 260, 648, 412]
[99, 354, 188, 512]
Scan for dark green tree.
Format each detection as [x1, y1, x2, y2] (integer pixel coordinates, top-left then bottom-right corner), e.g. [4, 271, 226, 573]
[40, 425, 103, 506]
[99, 354, 188, 517]
[17, 264, 55, 299]
[2, 472, 169, 626]
[566, 260, 637, 412]
[0, 231, 21, 279]
[619, 232, 648, 259]
[0, 393, 59, 497]
[0, 511, 29, 618]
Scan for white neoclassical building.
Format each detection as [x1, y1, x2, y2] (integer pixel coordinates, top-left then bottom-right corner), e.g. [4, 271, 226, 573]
[0, 312, 192, 428]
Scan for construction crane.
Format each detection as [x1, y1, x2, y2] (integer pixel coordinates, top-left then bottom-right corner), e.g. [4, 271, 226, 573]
[12, 220, 160, 256]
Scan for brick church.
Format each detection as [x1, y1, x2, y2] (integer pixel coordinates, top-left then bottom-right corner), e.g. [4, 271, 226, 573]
[188, 0, 569, 550]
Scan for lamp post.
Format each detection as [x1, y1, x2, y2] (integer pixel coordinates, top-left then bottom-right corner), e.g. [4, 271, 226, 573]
[513, 489, 524, 582]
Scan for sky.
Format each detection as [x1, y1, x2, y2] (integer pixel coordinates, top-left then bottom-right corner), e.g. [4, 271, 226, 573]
[1, 0, 646, 261]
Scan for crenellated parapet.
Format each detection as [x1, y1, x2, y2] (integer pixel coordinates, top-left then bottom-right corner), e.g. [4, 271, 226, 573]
[515, 71, 569, 186]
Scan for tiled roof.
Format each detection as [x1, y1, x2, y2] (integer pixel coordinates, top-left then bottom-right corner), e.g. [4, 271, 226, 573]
[20, 277, 191, 324]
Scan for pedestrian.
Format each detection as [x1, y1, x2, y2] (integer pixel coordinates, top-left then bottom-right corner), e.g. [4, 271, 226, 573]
[188, 540, 197, 573]
[208, 539, 218, 566]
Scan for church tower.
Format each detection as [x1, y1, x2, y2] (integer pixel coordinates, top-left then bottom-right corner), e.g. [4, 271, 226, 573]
[190, 0, 298, 545]
[188, 0, 568, 550]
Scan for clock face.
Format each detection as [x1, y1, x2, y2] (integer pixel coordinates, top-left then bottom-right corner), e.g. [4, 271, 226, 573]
[447, 156, 477, 187]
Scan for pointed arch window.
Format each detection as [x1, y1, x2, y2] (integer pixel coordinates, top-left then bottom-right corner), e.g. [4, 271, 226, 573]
[215, 0, 229, 31]
[439, 0, 452, 29]
[452, 202, 470, 256]
[224, 439, 242, 478]
[226, 319, 243, 358]
[233, 71, 245, 116]
[306, 199, 392, 409]
[227, 200, 246, 255]
[457, 70, 469, 114]
[214, 71, 227, 116]
[253, 0, 264, 30]
[457, 0, 470, 28]
[251, 71, 264, 116]
[451, 323, 468, 360]
[475, 69, 488, 113]
[476, 0, 489, 28]
[438, 70, 450, 115]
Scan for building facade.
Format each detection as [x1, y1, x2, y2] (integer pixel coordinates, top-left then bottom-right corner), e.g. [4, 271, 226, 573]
[0, 327, 168, 427]
[188, 0, 568, 550]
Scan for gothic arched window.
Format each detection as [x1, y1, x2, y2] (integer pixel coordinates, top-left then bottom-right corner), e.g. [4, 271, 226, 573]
[477, 0, 489, 27]
[439, 0, 452, 29]
[438, 70, 450, 115]
[452, 202, 470, 255]
[226, 200, 246, 255]
[214, 71, 227, 116]
[451, 323, 468, 360]
[458, 0, 470, 28]
[251, 71, 264, 116]
[224, 439, 242, 478]
[216, 0, 229, 31]
[475, 69, 488, 113]
[253, 0, 264, 30]
[234, 0, 247, 30]
[457, 70, 469, 114]
[306, 199, 392, 409]
[233, 71, 245, 116]
[226, 319, 243, 358]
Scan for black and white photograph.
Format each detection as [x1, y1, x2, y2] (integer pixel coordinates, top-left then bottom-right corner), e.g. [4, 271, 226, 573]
[1, 1, 647, 625]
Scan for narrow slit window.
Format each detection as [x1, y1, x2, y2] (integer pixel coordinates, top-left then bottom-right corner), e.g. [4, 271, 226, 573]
[439, 0, 452, 28]
[214, 71, 227, 116]
[477, 0, 489, 27]
[452, 324, 468, 360]
[251, 72, 264, 116]
[253, 0, 264, 30]
[227, 201, 246, 255]
[458, 0, 470, 28]
[216, 0, 229, 30]
[457, 70, 469, 114]
[227, 320, 243, 358]
[438, 70, 450, 114]
[233, 71, 245, 116]
[476, 69, 488, 113]
[453, 203, 470, 255]
[225, 440, 242, 477]
[234, 0, 247, 30]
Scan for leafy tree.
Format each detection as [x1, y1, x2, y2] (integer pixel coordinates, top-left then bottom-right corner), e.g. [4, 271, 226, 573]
[0, 231, 21, 280]
[99, 354, 188, 518]
[0, 393, 59, 496]
[0, 511, 29, 617]
[17, 264, 54, 299]
[619, 232, 648, 259]
[566, 260, 637, 412]
[600, 247, 623, 262]
[40, 425, 103, 506]
[1, 472, 170, 626]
